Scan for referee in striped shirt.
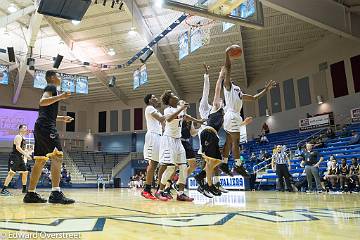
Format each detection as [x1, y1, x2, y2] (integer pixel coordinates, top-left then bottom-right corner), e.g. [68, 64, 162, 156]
[271, 145, 292, 192]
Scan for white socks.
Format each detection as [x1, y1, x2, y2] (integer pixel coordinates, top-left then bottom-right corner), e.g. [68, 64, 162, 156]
[213, 176, 220, 184]
[235, 159, 241, 166]
[223, 157, 228, 164]
[52, 187, 61, 192]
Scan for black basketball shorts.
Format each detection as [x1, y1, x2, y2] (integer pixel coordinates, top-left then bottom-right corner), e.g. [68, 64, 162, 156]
[34, 123, 62, 157]
[181, 140, 196, 159]
[8, 154, 27, 172]
[200, 128, 222, 161]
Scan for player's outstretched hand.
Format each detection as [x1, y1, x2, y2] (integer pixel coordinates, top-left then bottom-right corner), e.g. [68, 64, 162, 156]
[243, 117, 253, 126]
[265, 80, 277, 91]
[63, 116, 74, 123]
[203, 63, 210, 74]
[59, 92, 71, 100]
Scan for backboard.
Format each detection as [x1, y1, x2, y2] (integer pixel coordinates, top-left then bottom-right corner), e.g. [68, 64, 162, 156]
[163, 0, 264, 29]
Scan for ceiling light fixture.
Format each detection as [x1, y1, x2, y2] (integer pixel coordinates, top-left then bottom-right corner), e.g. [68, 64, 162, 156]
[71, 20, 81, 25]
[107, 48, 116, 56]
[103, 0, 107, 6]
[119, 1, 124, 10]
[111, 0, 115, 8]
[7, 4, 18, 13]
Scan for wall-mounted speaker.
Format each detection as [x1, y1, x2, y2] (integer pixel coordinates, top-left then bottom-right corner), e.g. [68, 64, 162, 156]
[7, 47, 15, 62]
[37, 0, 91, 21]
[53, 54, 63, 69]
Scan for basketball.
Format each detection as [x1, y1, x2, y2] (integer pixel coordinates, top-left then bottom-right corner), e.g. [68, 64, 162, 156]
[228, 45, 242, 58]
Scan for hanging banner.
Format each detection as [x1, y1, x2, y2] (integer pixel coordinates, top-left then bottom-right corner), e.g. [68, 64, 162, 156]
[190, 27, 203, 53]
[351, 108, 360, 122]
[178, 31, 189, 60]
[299, 114, 330, 131]
[0, 64, 9, 85]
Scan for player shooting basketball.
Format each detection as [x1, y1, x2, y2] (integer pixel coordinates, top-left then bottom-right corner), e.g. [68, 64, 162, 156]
[222, 45, 276, 177]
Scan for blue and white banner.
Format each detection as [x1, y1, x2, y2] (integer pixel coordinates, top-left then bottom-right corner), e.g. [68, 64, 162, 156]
[188, 176, 245, 190]
[178, 31, 189, 60]
[299, 114, 330, 131]
[351, 108, 360, 122]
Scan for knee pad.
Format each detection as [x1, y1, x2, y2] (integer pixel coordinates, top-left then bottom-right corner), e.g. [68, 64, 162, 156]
[178, 164, 188, 185]
[161, 165, 175, 185]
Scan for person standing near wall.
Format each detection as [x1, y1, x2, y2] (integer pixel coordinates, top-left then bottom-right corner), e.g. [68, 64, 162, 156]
[271, 145, 292, 192]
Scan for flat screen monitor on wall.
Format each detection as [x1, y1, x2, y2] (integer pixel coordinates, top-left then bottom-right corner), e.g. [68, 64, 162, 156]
[0, 64, 9, 85]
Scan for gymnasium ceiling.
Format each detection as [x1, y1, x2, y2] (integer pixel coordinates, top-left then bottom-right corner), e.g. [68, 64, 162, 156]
[0, 0, 358, 104]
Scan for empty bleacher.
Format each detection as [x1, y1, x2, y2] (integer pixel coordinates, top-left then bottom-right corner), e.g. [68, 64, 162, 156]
[67, 151, 129, 182]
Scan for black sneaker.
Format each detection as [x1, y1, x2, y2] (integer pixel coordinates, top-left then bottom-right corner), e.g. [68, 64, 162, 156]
[22, 187, 27, 194]
[1, 189, 11, 196]
[208, 184, 222, 196]
[48, 191, 75, 204]
[171, 182, 179, 193]
[233, 165, 249, 177]
[215, 182, 228, 193]
[218, 163, 233, 177]
[194, 174, 205, 187]
[197, 185, 213, 198]
[23, 192, 47, 203]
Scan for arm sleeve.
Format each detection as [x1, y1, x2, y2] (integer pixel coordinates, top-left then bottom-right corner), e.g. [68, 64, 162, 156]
[199, 74, 210, 112]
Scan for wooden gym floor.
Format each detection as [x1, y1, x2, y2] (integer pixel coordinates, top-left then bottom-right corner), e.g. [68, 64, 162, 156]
[0, 189, 359, 240]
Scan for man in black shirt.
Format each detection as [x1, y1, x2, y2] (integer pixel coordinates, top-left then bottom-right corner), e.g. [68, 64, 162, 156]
[300, 143, 324, 193]
[23, 70, 75, 204]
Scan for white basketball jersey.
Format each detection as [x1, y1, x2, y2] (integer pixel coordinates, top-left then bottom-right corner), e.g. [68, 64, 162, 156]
[163, 106, 184, 138]
[224, 83, 243, 113]
[145, 105, 162, 135]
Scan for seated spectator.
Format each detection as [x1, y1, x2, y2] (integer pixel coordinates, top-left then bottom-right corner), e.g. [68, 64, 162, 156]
[313, 137, 325, 149]
[295, 146, 304, 158]
[250, 152, 258, 164]
[349, 157, 359, 191]
[327, 155, 336, 169]
[348, 131, 360, 145]
[338, 158, 350, 192]
[340, 127, 351, 138]
[259, 133, 269, 144]
[323, 157, 338, 191]
[262, 122, 270, 134]
[325, 128, 336, 139]
[66, 172, 72, 184]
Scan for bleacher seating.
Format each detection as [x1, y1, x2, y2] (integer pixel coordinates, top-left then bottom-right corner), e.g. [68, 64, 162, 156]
[67, 151, 129, 182]
[257, 123, 360, 188]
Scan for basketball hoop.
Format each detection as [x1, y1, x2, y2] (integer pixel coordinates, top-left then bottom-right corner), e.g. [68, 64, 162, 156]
[184, 15, 215, 46]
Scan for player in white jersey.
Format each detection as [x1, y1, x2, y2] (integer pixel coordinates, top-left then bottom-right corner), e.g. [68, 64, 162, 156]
[155, 90, 204, 201]
[222, 45, 276, 175]
[141, 94, 166, 200]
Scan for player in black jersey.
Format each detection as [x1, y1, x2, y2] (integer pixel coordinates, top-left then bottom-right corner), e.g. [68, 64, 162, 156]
[323, 157, 339, 191]
[1, 125, 31, 196]
[195, 60, 252, 198]
[23, 70, 75, 204]
[349, 157, 359, 191]
[338, 158, 349, 192]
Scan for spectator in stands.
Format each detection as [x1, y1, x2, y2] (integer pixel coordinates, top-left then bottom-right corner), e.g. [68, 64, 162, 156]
[348, 131, 360, 145]
[294, 146, 304, 158]
[338, 158, 350, 192]
[313, 137, 325, 149]
[325, 128, 336, 139]
[327, 155, 336, 169]
[300, 143, 324, 193]
[262, 122, 270, 134]
[340, 127, 351, 138]
[271, 145, 292, 192]
[323, 157, 338, 191]
[259, 133, 269, 144]
[66, 172, 72, 184]
[349, 157, 359, 191]
[250, 153, 258, 164]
